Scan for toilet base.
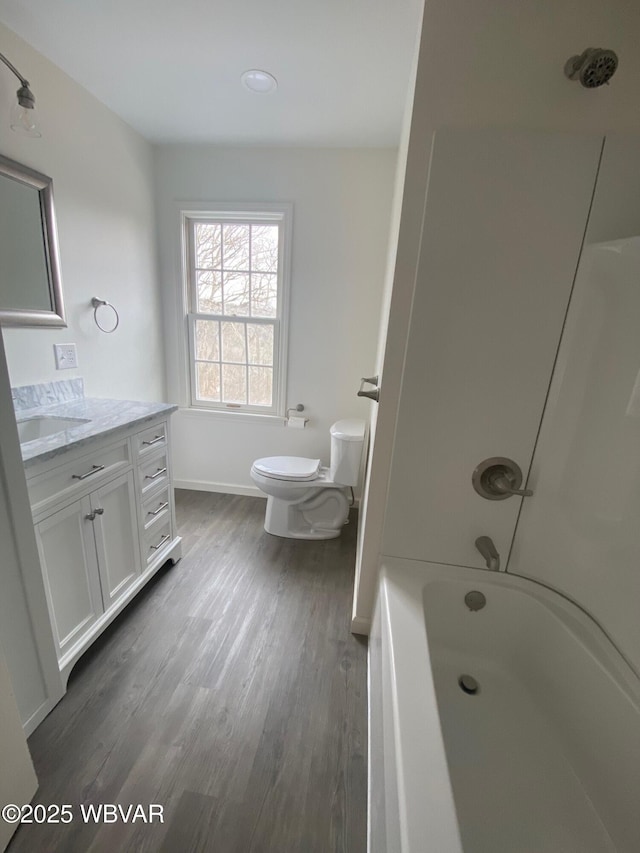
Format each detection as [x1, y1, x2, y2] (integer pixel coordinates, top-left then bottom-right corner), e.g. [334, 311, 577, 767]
[264, 489, 350, 540]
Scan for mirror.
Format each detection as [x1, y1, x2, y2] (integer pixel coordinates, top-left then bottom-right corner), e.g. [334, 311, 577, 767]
[0, 154, 66, 327]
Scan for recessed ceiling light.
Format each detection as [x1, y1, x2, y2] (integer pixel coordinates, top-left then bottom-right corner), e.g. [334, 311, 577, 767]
[241, 69, 278, 94]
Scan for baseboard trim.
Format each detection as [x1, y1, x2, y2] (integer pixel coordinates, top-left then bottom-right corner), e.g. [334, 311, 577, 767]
[174, 479, 265, 498]
[23, 697, 57, 737]
[351, 615, 371, 636]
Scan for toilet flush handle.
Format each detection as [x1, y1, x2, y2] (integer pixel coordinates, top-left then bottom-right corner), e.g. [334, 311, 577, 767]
[357, 375, 379, 402]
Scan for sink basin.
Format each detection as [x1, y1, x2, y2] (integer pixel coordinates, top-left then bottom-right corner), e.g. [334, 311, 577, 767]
[17, 416, 91, 444]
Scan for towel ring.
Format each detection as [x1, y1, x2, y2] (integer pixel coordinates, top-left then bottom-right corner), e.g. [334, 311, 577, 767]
[91, 297, 120, 333]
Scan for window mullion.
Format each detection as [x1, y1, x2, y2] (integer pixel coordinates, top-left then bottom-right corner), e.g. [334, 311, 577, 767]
[248, 225, 253, 318]
[220, 223, 225, 315]
[244, 322, 249, 404]
[189, 221, 198, 313]
[218, 320, 222, 392]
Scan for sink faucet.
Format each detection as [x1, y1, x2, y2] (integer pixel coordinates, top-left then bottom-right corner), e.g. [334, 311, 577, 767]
[475, 536, 500, 571]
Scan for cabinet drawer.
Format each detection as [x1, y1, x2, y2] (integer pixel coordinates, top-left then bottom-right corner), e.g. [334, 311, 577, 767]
[141, 487, 171, 532]
[134, 421, 167, 458]
[143, 517, 173, 566]
[138, 451, 169, 499]
[28, 439, 130, 515]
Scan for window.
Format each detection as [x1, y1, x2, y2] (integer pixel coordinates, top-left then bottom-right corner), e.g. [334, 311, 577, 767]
[183, 206, 291, 416]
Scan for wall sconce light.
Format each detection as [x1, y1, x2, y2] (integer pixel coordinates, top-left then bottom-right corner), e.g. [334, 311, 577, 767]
[0, 51, 41, 138]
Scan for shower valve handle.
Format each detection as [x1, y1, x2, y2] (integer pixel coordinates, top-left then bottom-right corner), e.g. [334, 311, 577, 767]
[489, 473, 534, 498]
[472, 457, 534, 501]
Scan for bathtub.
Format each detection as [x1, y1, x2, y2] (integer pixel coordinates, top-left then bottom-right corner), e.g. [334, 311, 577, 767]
[369, 559, 640, 853]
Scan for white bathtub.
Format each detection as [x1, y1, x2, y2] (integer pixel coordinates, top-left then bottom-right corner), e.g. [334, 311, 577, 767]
[369, 559, 640, 853]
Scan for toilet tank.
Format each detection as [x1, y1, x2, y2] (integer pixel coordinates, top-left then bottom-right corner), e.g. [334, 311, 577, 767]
[329, 419, 365, 486]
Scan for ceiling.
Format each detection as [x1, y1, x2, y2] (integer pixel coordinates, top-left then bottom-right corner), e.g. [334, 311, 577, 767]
[0, 0, 422, 146]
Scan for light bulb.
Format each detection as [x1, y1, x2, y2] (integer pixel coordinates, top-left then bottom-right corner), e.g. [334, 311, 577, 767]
[10, 102, 41, 138]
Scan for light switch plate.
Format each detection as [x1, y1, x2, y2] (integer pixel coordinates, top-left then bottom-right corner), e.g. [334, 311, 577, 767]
[54, 343, 78, 370]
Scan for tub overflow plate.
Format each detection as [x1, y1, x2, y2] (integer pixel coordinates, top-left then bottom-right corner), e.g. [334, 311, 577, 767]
[459, 674, 480, 695]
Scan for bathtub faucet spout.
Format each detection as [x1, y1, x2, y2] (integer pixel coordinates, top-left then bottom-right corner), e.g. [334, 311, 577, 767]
[475, 536, 500, 571]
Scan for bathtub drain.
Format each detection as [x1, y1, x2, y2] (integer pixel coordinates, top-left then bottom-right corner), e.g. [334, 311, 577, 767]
[459, 674, 479, 695]
[464, 591, 486, 611]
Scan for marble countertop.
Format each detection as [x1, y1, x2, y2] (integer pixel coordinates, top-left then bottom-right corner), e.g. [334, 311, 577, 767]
[18, 398, 178, 468]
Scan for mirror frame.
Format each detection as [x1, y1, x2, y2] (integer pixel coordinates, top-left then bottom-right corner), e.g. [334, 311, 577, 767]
[0, 154, 66, 328]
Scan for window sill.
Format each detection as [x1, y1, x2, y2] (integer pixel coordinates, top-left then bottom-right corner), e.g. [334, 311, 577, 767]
[178, 406, 286, 426]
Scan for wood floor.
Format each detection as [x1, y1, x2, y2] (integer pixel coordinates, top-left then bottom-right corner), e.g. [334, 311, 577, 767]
[9, 490, 367, 853]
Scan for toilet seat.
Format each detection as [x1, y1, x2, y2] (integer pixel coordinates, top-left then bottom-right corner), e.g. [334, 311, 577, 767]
[252, 455, 320, 482]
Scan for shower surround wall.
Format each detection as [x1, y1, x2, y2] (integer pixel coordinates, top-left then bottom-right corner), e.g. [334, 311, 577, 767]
[508, 139, 640, 675]
[381, 128, 602, 568]
[378, 130, 640, 674]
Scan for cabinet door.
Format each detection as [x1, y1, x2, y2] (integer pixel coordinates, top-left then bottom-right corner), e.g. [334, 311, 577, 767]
[35, 497, 103, 658]
[91, 470, 141, 608]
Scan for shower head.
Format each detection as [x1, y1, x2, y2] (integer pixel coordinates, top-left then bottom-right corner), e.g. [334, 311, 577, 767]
[564, 48, 618, 88]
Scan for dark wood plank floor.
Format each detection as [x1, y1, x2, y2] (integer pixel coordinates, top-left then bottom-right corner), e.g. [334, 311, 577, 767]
[9, 490, 367, 853]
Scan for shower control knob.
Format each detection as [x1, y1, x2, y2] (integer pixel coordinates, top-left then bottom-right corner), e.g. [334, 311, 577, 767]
[472, 457, 534, 501]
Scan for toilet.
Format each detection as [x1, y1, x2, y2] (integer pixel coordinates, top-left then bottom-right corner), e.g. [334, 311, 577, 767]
[250, 419, 365, 539]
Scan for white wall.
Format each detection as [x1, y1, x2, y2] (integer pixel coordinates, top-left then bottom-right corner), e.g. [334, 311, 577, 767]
[0, 22, 165, 401]
[353, 0, 640, 629]
[155, 145, 395, 494]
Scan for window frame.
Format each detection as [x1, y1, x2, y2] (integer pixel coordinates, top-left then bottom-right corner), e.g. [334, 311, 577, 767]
[181, 204, 292, 418]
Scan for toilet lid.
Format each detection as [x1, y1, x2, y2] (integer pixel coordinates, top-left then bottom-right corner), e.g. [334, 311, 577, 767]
[253, 456, 321, 481]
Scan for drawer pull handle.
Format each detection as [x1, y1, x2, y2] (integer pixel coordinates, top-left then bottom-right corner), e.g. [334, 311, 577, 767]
[148, 501, 169, 516]
[72, 464, 105, 481]
[142, 435, 164, 446]
[150, 534, 171, 551]
[145, 467, 167, 481]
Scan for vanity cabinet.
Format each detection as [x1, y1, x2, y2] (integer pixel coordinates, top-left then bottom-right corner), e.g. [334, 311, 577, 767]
[26, 417, 181, 685]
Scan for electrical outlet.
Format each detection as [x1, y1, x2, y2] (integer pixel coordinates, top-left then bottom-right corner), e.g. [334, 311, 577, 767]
[54, 343, 78, 370]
